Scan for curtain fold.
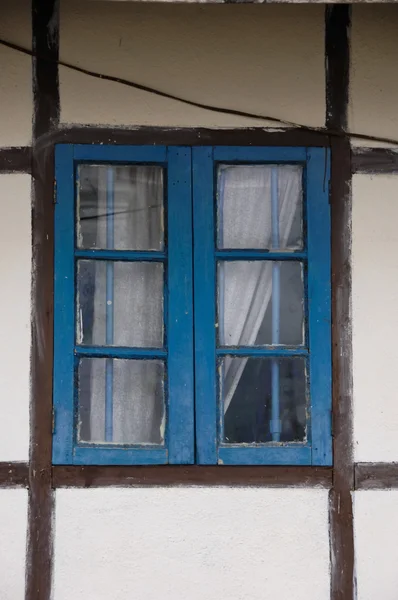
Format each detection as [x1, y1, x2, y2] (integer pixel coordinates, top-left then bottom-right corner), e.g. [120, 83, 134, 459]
[79, 163, 302, 443]
[79, 165, 164, 444]
[218, 165, 302, 414]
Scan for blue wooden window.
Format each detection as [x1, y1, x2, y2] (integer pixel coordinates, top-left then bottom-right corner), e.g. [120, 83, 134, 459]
[53, 144, 331, 466]
[193, 147, 331, 466]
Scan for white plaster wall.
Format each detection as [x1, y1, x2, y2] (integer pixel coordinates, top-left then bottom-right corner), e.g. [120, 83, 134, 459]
[0, 489, 28, 600]
[0, 175, 31, 461]
[53, 487, 330, 600]
[354, 490, 398, 600]
[352, 174, 398, 462]
[0, 0, 32, 147]
[350, 6, 398, 148]
[59, 2, 325, 129]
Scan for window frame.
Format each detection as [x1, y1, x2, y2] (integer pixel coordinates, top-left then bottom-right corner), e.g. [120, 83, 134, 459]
[53, 144, 195, 465]
[52, 144, 331, 467]
[193, 146, 331, 466]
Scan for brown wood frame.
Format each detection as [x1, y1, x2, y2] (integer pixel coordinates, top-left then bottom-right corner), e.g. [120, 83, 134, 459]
[355, 464, 398, 490]
[352, 147, 398, 174]
[0, 463, 29, 487]
[52, 466, 333, 488]
[38, 125, 330, 147]
[326, 7, 355, 600]
[0, 147, 32, 173]
[26, 1, 59, 599]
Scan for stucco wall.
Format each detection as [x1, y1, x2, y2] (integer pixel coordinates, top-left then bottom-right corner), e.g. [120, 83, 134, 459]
[0, 489, 28, 599]
[0, 0, 32, 147]
[354, 490, 398, 600]
[53, 487, 330, 600]
[350, 6, 398, 147]
[0, 174, 31, 462]
[59, 2, 325, 129]
[352, 174, 398, 463]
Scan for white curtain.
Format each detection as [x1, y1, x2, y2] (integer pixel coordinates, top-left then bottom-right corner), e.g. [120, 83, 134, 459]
[78, 165, 164, 444]
[78, 163, 302, 443]
[218, 165, 302, 413]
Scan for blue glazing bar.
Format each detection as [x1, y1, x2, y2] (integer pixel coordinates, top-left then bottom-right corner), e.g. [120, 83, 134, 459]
[218, 444, 311, 466]
[105, 167, 115, 442]
[73, 446, 168, 466]
[213, 146, 307, 163]
[75, 249, 166, 262]
[218, 168, 226, 442]
[216, 347, 308, 358]
[75, 346, 167, 359]
[73, 144, 167, 163]
[218, 169, 226, 347]
[215, 250, 306, 261]
[270, 167, 281, 442]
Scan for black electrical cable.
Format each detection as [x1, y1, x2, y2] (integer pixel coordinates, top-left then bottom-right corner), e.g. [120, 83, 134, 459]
[1, 36, 398, 147]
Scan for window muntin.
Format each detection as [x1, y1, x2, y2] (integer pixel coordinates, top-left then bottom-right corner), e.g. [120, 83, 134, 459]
[53, 145, 331, 466]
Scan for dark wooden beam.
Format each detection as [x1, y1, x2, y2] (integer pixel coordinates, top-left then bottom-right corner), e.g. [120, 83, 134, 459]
[355, 463, 398, 490]
[326, 5, 354, 600]
[0, 147, 32, 173]
[352, 147, 398, 174]
[36, 125, 330, 150]
[0, 463, 29, 487]
[329, 136, 354, 600]
[27, 1, 59, 600]
[52, 465, 333, 488]
[326, 5, 350, 132]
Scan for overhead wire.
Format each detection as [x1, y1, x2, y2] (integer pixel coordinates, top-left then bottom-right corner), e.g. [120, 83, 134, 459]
[1, 36, 397, 147]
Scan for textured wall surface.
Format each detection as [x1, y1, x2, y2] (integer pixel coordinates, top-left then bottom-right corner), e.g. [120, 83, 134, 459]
[0, 0, 32, 147]
[59, 2, 325, 129]
[350, 6, 398, 147]
[0, 489, 28, 599]
[53, 487, 330, 600]
[352, 174, 398, 462]
[0, 175, 31, 461]
[354, 490, 398, 600]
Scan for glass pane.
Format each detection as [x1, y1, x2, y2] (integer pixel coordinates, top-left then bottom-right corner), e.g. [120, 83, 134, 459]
[218, 261, 304, 346]
[221, 357, 307, 443]
[77, 260, 164, 347]
[77, 164, 164, 251]
[217, 164, 303, 250]
[78, 358, 165, 445]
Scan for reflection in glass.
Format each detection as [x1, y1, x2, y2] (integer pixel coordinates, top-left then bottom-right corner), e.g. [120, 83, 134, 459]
[77, 260, 164, 347]
[78, 358, 165, 444]
[77, 164, 164, 251]
[217, 165, 303, 250]
[218, 261, 304, 346]
[221, 357, 307, 444]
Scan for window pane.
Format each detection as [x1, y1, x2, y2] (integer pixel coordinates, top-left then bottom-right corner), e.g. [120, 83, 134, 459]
[217, 165, 303, 250]
[77, 260, 164, 347]
[218, 261, 304, 346]
[78, 358, 165, 445]
[221, 357, 307, 444]
[77, 164, 164, 251]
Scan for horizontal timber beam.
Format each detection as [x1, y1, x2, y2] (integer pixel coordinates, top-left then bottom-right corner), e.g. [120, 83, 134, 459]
[0, 147, 32, 174]
[0, 462, 29, 487]
[52, 465, 333, 488]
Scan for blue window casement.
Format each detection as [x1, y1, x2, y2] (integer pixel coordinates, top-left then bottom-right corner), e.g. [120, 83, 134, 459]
[53, 144, 331, 466]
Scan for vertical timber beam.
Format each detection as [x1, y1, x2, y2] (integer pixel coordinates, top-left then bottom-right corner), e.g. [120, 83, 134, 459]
[27, 1, 59, 599]
[326, 6, 354, 600]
